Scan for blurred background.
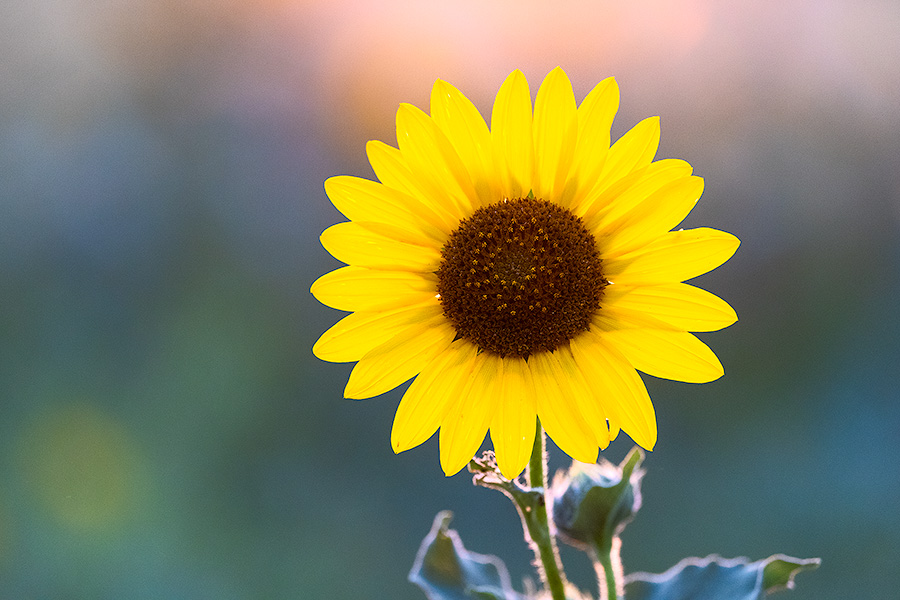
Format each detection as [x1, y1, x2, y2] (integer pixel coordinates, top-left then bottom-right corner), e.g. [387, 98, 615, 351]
[1, 0, 898, 598]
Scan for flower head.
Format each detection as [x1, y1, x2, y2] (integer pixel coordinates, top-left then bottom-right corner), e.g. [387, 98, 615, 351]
[311, 67, 739, 478]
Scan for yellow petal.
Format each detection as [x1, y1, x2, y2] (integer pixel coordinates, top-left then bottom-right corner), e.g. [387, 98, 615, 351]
[324, 175, 449, 242]
[312, 301, 443, 363]
[603, 283, 737, 332]
[491, 70, 534, 199]
[584, 116, 660, 202]
[366, 140, 419, 196]
[604, 326, 724, 383]
[605, 227, 740, 285]
[600, 175, 705, 257]
[439, 350, 500, 476]
[347, 218, 439, 249]
[592, 302, 674, 332]
[490, 357, 537, 480]
[608, 420, 620, 443]
[365, 140, 463, 229]
[529, 351, 598, 464]
[391, 340, 477, 453]
[310, 266, 436, 311]
[570, 329, 657, 450]
[430, 79, 498, 208]
[555, 344, 610, 449]
[344, 313, 455, 399]
[580, 158, 693, 233]
[396, 103, 477, 216]
[320, 221, 441, 272]
[533, 66, 577, 201]
[565, 76, 619, 210]
[604, 115, 661, 179]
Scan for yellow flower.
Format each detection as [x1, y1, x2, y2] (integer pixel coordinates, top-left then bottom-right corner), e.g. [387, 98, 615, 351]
[311, 67, 739, 479]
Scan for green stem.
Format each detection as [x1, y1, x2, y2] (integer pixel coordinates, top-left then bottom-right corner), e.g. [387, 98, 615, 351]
[522, 420, 567, 600]
[468, 420, 569, 600]
[593, 537, 623, 600]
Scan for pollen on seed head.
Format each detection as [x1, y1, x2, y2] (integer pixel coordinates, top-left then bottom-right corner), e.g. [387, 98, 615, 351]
[435, 197, 607, 358]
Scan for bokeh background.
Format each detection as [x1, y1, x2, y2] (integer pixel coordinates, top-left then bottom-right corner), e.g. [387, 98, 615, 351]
[2, 0, 898, 598]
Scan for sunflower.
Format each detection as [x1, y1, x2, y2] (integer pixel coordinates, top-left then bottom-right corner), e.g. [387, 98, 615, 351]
[311, 67, 739, 479]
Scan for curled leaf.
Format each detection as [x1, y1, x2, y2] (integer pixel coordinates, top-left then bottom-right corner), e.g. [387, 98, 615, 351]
[410, 511, 518, 600]
[625, 554, 821, 600]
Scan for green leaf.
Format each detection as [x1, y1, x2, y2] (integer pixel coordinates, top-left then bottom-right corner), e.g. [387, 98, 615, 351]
[550, 446, 644, 550]
[761, 555, 822, 593]
[410, 511, 517, 600]
[625, 554, 821, 600]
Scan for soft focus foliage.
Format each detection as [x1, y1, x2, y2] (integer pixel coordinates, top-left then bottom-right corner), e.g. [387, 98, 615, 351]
[625, 555, 820, 600]
[409, 511, 514, 600]
[416, 455, 818, 600]
[1, 0, 897, 598]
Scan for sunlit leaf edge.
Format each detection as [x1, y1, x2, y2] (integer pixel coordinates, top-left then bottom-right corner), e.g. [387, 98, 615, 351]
[624, 553, 820, 600]
[409, 510, 517, 600]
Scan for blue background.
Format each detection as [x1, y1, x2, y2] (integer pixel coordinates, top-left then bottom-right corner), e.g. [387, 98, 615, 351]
[1, 0, 898, 598]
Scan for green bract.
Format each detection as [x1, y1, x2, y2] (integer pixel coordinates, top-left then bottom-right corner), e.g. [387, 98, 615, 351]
[550, 447, 644, 550]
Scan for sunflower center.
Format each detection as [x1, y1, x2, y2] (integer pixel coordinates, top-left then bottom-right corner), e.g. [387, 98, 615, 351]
[436, 197, 607, 358]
